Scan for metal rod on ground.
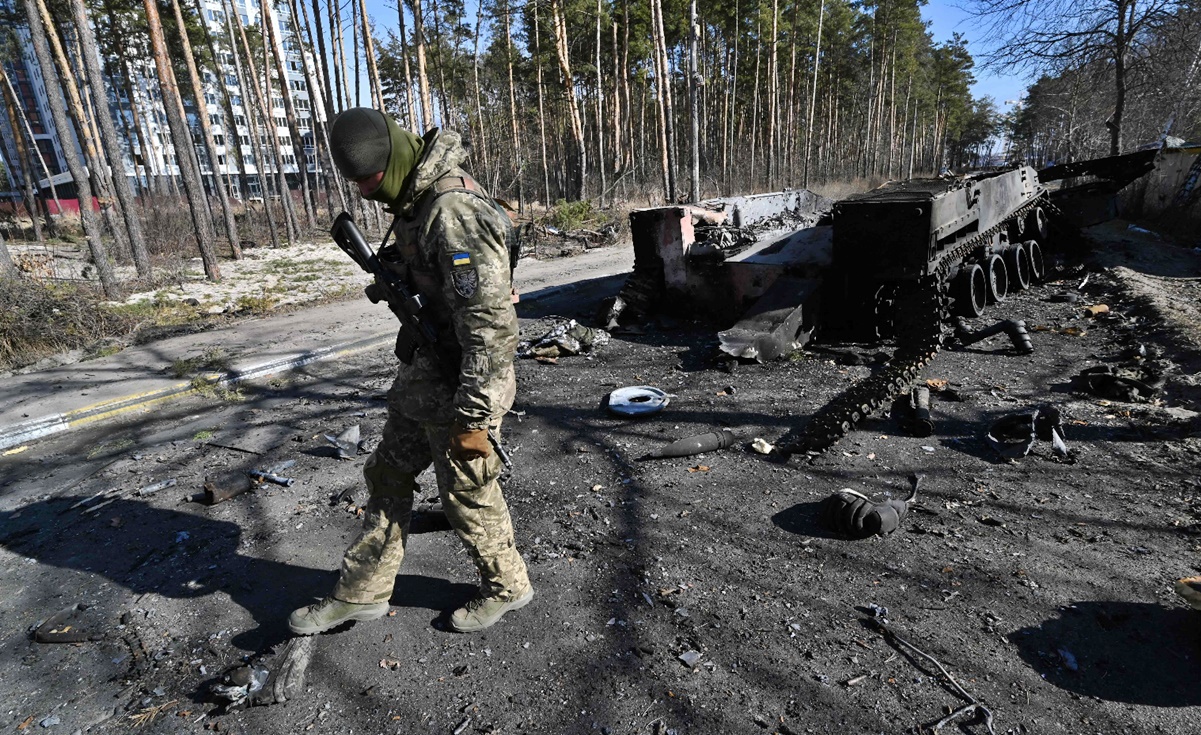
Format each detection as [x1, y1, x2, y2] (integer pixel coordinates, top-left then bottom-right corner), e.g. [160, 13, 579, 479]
[266, 459, 296, 475]
[867, 618, 997, 735]
[248, 470, 295, 487]
[68, 486, 121, 510]
[137, 478, 177, 496]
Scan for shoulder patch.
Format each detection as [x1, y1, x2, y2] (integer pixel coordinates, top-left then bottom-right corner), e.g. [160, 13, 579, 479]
[451, 267, 479, 299]
[451, 252, 472, 267]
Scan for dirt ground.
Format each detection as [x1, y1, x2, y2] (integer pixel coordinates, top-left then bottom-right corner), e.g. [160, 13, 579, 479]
[1, 221, 1200, 735]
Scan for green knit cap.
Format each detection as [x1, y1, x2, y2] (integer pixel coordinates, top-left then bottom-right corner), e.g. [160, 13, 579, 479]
[328, 108, 423, 204]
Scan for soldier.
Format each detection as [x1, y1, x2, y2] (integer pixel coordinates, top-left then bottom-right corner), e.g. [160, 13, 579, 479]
[289, 108, 532, 634]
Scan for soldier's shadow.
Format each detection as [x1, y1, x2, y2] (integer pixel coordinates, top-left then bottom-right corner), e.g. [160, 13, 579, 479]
[0, 498, 473, 653]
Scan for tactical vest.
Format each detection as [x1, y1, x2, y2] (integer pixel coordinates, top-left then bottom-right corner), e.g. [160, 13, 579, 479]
[381, 172, 514, 364]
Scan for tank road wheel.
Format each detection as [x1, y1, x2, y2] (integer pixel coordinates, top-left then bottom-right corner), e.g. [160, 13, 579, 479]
[1007, 216, 1027, 243]
[952, 263, 987, 317]
[1027, 206, 1049, 243]
[984, 254, 1009, 304]
[1007, 242, 1031, 291]
[1025, 239, 1045, 282]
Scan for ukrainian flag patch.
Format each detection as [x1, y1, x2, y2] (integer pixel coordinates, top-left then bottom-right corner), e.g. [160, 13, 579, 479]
[451, 252, 472, 267]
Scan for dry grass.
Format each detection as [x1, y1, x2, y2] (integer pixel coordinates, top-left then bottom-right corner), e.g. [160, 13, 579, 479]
[128, 699, 178, 727]
[0, 277, 138, 372]
[809, 176, 890, 200]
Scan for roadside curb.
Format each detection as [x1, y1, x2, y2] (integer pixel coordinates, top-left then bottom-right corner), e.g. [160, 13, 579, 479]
[0, 332, 394, 452]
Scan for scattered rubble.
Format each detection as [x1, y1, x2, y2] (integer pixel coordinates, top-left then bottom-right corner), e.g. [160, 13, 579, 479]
[985, 405, 1069, 460]
[1074, 363, 1165, 402]
[32, 603, 102, 644]
[518, 318, 610, 359]
[324, 424, 364, 459]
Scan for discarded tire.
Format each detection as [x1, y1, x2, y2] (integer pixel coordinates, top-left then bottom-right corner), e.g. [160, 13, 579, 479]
[984, 254, 1008, 304]
[952, 263, 987, 317]
[1025, 239, 1045, 282]
[1007, 242, 1031, 291]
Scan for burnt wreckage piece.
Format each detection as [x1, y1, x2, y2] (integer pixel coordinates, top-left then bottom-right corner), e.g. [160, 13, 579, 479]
[610, 156, 1156, 455]
[820, 474, 922, 539]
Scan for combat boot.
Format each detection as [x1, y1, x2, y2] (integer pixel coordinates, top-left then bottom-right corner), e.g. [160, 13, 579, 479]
[288, 597, 390, 635]
[450, 586, 534, 633]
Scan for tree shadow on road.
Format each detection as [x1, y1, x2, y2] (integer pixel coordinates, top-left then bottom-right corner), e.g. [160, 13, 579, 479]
[0, 497, 470, 654]
[1008, 600, 1201, 706]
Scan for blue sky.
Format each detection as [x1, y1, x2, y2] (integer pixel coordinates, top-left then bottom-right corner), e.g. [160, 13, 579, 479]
[356, 0, 1032, 107]
[921, 0, 1031, 109]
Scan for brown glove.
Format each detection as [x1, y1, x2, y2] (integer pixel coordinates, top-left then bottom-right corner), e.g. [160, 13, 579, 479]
[449, 427, 491, 461]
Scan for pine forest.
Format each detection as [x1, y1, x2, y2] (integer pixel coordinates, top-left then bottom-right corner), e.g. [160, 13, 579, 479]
[1, 0, 1200, 291]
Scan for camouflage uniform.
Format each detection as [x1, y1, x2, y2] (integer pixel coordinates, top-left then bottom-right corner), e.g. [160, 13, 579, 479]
[333, 130, 530, 605]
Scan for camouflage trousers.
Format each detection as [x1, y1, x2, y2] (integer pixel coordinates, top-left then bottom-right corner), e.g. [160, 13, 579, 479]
[332, 408, 530, 605]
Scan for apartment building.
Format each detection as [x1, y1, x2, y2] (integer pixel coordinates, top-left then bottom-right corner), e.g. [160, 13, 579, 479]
[0, 0, 325, 203]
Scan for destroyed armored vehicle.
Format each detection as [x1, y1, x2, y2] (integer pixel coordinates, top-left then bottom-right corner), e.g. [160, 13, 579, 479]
[825, 165, 1048, 340]
[612, 166, 1051, 360]
[609, 153, 1158, 452]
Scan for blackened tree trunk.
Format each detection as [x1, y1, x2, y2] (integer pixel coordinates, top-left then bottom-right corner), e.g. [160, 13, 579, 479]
[141, 0, 222, 280]
[21, 0, 117, 295]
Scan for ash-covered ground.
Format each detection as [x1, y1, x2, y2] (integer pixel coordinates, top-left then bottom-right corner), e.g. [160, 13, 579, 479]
[1, 223, 1199, 735]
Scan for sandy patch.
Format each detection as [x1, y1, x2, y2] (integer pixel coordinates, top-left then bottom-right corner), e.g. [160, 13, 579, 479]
[117, 241, 365, 313]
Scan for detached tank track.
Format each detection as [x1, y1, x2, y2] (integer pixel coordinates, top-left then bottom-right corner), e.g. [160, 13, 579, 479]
[780, 196, 1048, 457]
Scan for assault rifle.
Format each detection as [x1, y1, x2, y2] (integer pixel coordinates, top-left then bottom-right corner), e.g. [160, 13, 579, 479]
[331, 212, 437, 362]
[330, 212, 512, 468]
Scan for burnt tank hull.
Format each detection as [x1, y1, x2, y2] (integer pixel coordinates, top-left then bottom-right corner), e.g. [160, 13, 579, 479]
[825, 166, 1046, 340]
[833, 166, 1042, 279]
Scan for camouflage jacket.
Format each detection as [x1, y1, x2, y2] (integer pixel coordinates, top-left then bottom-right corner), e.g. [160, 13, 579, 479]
[382, 130, 517, 430]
